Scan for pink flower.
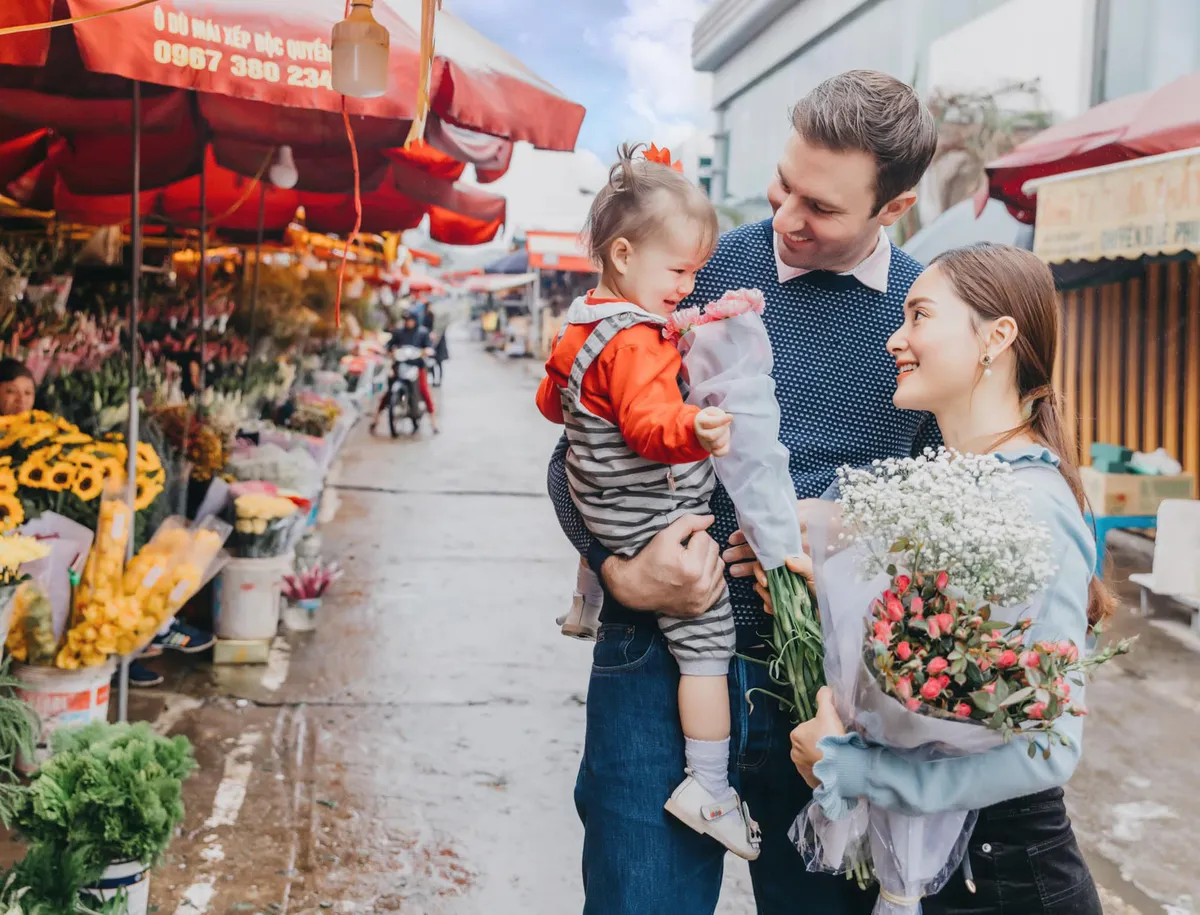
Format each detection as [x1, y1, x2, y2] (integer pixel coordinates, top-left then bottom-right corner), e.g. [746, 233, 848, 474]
[1069, 704, 1089, 717]
[997, 650, 1018, 668]
[909, 596, 924, 617]
[893, 575, 912, 594]
[873, 620, 894, 644]
[896, 641, 913, 662]
[954, 703, 972, 719]
[926, 657, 949, 676]
[905, 698, 921, 712]
[870, 598, 885, 618]
[895, 676, 913, 700]
[1019, 650, 1042, 669]
[920, 679, 943, 701]
[885, 596, 905, 622]
[1026, 702, 1047, 719]
[936, 571, 949, 591]
[1055, 678, 1071, 699]
[978, 657, 992, 673]
[982, 682, 997, 694]
[1057, 640, 1080, 663]
[927, 617, 942, 639]
[935, 613, 955, 634]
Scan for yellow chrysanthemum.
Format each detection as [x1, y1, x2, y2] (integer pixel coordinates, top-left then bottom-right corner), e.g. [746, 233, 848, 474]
[135, 478, 163, 511]
[17, 458, 50, 489]
[0, 493, 25, 533]
[45, 463, 77, 493]
[71, 467, 104, 502]
[0, 468, 16, 494]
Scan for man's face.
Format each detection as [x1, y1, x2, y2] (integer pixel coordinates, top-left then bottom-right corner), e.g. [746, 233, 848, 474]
[0, 377, 35, 415]
[768, 131, 900, 273]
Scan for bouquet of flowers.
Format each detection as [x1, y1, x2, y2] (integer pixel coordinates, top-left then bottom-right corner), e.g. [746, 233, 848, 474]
[283, 560, 343, 603]
[791, 449, 1134, 913]
[228, 491, 300, 558]
[670, 289, 823, 721]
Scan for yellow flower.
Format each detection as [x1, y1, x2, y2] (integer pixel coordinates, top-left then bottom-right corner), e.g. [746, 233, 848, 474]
[0, 494, 25, 533]
[96, 457, 125, 483]
[136, 441, 163, 474]
[54, 431, 93, 446]
[0, 468, 16, 494]
[17, 457, 50, 489]
[46, 463, 77, 492]
[135, 478, 162, 511]
[18, 422, 59, 449]
[71, 467, 104, 502]
[67, 451, 100, 471]
[92, 442, 127, 461]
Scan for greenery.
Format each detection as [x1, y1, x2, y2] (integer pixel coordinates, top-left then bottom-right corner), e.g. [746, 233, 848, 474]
[0, 661, 38, 825]
[0, 846, 123, 915]
[13, 722, 196, 872]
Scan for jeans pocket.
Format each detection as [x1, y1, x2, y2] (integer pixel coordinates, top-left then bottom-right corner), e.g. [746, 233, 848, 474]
[1030, 829, 1099, 910]
[592, 624, 657, 674]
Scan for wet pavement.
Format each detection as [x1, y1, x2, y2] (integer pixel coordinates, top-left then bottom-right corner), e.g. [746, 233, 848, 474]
[26, 330, 1193, 914]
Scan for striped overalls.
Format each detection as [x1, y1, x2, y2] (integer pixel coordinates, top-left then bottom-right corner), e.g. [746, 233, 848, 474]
[561, 306, 736, 676]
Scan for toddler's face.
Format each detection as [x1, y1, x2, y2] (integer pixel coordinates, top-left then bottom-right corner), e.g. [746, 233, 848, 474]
[0, 377, 34, 416]
[619, 215, 711, 318]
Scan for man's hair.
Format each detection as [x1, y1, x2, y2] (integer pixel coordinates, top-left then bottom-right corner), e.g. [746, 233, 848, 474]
[0, 357, 33, 385]
[791, 69, 937, 212]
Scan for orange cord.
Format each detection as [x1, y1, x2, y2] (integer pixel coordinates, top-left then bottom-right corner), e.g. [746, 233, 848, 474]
[0, 0, 161, 37]
[334, 99, 363, 330]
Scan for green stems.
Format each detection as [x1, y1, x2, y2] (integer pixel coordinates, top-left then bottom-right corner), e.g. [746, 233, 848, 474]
[765, 567, 824, 723]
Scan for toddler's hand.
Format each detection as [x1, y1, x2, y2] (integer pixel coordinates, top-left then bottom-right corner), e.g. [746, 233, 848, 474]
[694, 407, 732, 457]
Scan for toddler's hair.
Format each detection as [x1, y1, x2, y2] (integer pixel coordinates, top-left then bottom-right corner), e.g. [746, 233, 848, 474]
[583, 143, 718, 272]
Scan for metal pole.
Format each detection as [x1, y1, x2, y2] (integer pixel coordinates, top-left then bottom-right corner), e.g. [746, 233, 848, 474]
[198, 154, 208, 402]
[242, 182, 266, 395]
[119, 81, 144, 724]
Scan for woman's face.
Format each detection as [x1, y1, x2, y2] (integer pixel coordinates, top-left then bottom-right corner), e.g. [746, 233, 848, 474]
[0, 377, 35, 415]
[887, 265, 986, 414]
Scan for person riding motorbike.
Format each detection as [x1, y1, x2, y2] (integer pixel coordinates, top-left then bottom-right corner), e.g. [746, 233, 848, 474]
[372, 313, 439, 434]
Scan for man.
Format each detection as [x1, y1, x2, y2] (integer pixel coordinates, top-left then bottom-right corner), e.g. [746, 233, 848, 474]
[373, 313, 440, 434]
[547, 70, 940, 914]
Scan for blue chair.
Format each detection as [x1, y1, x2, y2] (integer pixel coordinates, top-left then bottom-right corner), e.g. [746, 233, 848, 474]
[1085, 513, 1157, 578]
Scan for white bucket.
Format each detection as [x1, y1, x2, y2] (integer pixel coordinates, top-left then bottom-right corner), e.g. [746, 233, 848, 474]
[85, 860, 150, 915]
[212, 553, 292, 640]
[13, 659, 116, 768]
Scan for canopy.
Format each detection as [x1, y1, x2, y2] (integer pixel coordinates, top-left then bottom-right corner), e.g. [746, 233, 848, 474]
[0, 0, 585, 152]
[525, 230, 593, 272]
[464, 271, 536, 293]
[484, 249, 527, 274]
[902, 198, 1033, 264]
[983, 73, 1200, 223]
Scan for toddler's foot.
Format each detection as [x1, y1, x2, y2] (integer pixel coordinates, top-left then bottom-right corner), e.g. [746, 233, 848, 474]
[664, 771, 761, 860]
[558, 593, 601, 640]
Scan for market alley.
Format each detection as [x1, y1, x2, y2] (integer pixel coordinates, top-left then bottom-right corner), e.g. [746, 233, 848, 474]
[126, 331, 1193, 915]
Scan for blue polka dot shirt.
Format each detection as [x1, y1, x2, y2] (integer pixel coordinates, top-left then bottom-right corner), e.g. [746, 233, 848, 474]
[547, 218, 939, 634]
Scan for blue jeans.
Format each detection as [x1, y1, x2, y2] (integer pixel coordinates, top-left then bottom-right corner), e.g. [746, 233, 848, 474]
[575, 621, 877, 915]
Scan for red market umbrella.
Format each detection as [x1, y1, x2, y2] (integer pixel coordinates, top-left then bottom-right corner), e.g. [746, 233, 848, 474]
[984, 73, 1200, 223]
[0, 0, 584, 152]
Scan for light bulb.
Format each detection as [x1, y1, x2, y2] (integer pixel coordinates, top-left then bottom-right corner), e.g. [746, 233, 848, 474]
[269, 145, 299, 189]
[332, 0, 390, 98]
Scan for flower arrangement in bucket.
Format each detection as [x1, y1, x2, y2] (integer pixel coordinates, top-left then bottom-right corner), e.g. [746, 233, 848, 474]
[228, 491, 300, 559]
[671, 289, 826, 723]
[791, 449, 1134, 912]
[282, 560, 343, 631]
[0, 534, 50, 636]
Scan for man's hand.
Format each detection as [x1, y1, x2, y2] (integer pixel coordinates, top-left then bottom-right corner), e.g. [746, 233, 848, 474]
[723, 498, 821, 612]
[694, 407, 732, 457]
[602, 514, 726, 618]
[789, 686, 846, 786]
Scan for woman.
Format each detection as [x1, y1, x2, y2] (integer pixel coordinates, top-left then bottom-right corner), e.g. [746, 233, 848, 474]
[789, 243, 1109, 913]
[0, 357, 36, 415]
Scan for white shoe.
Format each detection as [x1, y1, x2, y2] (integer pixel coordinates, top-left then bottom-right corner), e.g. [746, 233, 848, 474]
[558, 593, 601, 640]
[664, 772, 761, 861]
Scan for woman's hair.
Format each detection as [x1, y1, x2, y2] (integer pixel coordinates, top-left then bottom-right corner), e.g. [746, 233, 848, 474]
[930, 243, 1116, 628]
[582, 143, 718, 272]
[0, 357, 33, 385]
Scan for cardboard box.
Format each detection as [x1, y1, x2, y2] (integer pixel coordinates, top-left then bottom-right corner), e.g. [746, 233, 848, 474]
[212, 638, 272, 665]
[1081, 467, 1195, 517]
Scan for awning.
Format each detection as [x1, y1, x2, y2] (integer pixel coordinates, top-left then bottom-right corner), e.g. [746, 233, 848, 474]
[1028, 146, 1200, 263]
[526, 230, 594, 272]
[464, 272, 537, 293]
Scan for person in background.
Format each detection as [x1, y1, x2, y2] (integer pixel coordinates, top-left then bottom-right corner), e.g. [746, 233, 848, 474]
[373, 313, 440, 434]
[0, 358, 36, 415]
[431, 329, 449, 387]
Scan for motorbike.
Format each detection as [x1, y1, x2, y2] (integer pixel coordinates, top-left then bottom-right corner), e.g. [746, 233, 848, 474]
[385, 345, 431, 437]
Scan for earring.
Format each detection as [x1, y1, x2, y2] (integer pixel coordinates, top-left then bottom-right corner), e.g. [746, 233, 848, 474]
[981, 354, 993, 377]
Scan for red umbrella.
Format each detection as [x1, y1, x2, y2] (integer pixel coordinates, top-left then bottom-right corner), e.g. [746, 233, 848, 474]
[984, 74, 1200, 223]
[1, 0, 584, 151]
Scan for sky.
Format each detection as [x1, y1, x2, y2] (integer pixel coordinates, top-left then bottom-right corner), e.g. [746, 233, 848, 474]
[442, 0, 714, 241]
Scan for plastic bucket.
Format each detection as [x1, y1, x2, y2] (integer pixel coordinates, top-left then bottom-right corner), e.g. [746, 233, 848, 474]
[283, 597, 321, 632]
[212, 553, 292, 640]
[85, 860, 150, 915]
[14, 659, 116, 767]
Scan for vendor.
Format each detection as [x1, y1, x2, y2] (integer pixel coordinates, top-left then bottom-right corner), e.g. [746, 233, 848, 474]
[0, 358, 36, 415]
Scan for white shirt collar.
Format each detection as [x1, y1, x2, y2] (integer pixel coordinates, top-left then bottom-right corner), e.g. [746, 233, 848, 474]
[774, 227, 892, 294]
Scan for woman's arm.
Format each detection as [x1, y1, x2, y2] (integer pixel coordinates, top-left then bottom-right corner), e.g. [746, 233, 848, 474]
[808, 476, 1093, 818]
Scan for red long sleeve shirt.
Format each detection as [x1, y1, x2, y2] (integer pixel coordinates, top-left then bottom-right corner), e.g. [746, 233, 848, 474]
[536, 295, 708, 465]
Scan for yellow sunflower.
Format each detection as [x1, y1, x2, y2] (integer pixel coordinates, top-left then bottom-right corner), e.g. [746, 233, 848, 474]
[29, 410, 52, 423]
[96, 457, 125, 482]
[71, 467, 104, 502]
[17, 457, 50, 489]
[0, 469, 16, 494]
[135, 441, 163, 474]
[53, 431, 93, 446]
[92, 442, 127, 461]
[18, 422, 59, 448]
[0, 426, 28, 451]
[66, 451, 100, 471]
[45, 463, 77, 493]
[0, 493, 24, 533]
[54, 416, 80, 432]
[27, 444, 62, 465]
[134, 477, 163, 511]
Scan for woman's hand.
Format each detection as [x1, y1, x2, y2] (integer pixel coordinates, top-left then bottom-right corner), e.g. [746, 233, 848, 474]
[723, 530, 813, 614]
[789, 687, 845, 787]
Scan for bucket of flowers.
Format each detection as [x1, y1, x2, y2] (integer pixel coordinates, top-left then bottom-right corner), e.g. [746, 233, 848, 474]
[281, 559, 343, 631]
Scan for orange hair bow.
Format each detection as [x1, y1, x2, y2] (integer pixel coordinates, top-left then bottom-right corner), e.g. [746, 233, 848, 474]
[644, 143, 684, 173]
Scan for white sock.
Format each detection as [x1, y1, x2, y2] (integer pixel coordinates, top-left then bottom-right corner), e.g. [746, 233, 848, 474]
[685, 737, 733, 801]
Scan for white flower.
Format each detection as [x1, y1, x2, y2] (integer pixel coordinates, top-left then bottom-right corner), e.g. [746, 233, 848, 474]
[835, 449, 1056, 606]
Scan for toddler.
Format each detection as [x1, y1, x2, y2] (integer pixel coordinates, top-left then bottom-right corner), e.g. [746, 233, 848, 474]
[536, 144, 760, 860]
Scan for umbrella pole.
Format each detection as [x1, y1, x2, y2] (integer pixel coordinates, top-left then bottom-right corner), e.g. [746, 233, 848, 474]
[242, 182, 266, 396]
[198, 157, 208, 404]
[119, 81, 144, 724]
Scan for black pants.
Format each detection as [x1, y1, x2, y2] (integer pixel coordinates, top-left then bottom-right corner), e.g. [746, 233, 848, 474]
[924, 788, 1101, 915]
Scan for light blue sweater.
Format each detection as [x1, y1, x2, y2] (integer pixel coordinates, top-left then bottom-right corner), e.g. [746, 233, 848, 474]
[813, 447, 1095, 819]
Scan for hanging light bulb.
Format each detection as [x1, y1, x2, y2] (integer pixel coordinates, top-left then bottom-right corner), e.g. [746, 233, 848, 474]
[269, 145, 299, 189]
[332, 0, 390, 98]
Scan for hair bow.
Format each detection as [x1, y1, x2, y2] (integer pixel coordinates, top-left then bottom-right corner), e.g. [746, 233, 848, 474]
[643, 143, 684, 173]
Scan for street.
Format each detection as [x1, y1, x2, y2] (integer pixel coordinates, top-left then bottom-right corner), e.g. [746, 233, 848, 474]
[122, 330, 1194, 915]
